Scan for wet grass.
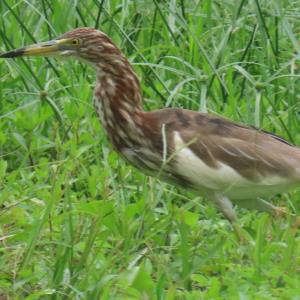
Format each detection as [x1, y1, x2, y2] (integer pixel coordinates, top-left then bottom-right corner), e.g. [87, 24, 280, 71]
[0, 0, 300, 299]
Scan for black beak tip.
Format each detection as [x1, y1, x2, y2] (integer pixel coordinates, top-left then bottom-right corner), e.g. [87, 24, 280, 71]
[0, 49, 25, 58]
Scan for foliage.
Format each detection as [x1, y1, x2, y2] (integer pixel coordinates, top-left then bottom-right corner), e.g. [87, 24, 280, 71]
[1, 0, 300, 299]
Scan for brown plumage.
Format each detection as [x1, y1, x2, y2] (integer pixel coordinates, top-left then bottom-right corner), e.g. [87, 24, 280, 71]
[1, 27, 300, 224]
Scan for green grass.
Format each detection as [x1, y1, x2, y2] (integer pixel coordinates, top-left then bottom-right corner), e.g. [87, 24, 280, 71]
[1, 0, 300, 299]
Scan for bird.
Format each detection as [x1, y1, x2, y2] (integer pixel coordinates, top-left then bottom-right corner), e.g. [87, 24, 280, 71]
[1, 27, 299, 233]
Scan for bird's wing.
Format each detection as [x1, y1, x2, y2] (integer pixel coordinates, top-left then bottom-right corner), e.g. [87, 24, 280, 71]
[148, 108, 300, 198]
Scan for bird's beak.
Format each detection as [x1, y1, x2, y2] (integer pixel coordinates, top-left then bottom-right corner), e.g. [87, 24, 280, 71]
[0, 39, 71, 58]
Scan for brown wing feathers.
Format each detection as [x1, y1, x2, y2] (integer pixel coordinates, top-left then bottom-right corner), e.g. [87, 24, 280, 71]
[146, 108, 300, 182]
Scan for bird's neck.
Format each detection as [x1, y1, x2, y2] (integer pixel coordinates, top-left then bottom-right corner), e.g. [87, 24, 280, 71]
[93, 61, 144, 149]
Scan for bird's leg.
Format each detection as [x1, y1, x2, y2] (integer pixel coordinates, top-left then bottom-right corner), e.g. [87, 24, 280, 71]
[209, 193, 246, 242]
[209, 193, 237, 222]
[233, 198, 279, 214]
[234, 198, 290, 218]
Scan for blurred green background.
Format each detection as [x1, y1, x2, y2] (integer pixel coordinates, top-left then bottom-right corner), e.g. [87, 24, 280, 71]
[0, 0, 300, 299]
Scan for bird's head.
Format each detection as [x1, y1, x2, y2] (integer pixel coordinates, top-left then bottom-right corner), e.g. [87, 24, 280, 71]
[0, 28, 122, 64]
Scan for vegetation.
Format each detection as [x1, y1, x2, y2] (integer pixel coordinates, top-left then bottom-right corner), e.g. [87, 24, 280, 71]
[1, 0, 300, 299]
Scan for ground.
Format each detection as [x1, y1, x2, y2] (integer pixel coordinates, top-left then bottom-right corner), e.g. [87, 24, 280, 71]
[0, 0, 300, 299]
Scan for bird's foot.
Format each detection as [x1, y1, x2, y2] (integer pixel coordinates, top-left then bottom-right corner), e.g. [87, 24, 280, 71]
[290, 216, 300, 236]
[272, 207, 299, 236]
[273, 206, 288, 218]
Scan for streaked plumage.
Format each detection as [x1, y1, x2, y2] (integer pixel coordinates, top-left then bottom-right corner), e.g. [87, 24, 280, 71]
[1, 27, 299, 224]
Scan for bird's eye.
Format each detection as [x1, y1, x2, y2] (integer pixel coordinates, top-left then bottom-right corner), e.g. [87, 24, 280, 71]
[71, 38, 80, 46]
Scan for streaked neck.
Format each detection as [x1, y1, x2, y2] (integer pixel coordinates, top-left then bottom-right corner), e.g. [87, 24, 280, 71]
[93, 61, 144, 149]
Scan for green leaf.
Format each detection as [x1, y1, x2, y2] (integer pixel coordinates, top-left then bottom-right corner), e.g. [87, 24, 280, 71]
[131, 264, 154, 296]
[182, 210, 198, 227]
